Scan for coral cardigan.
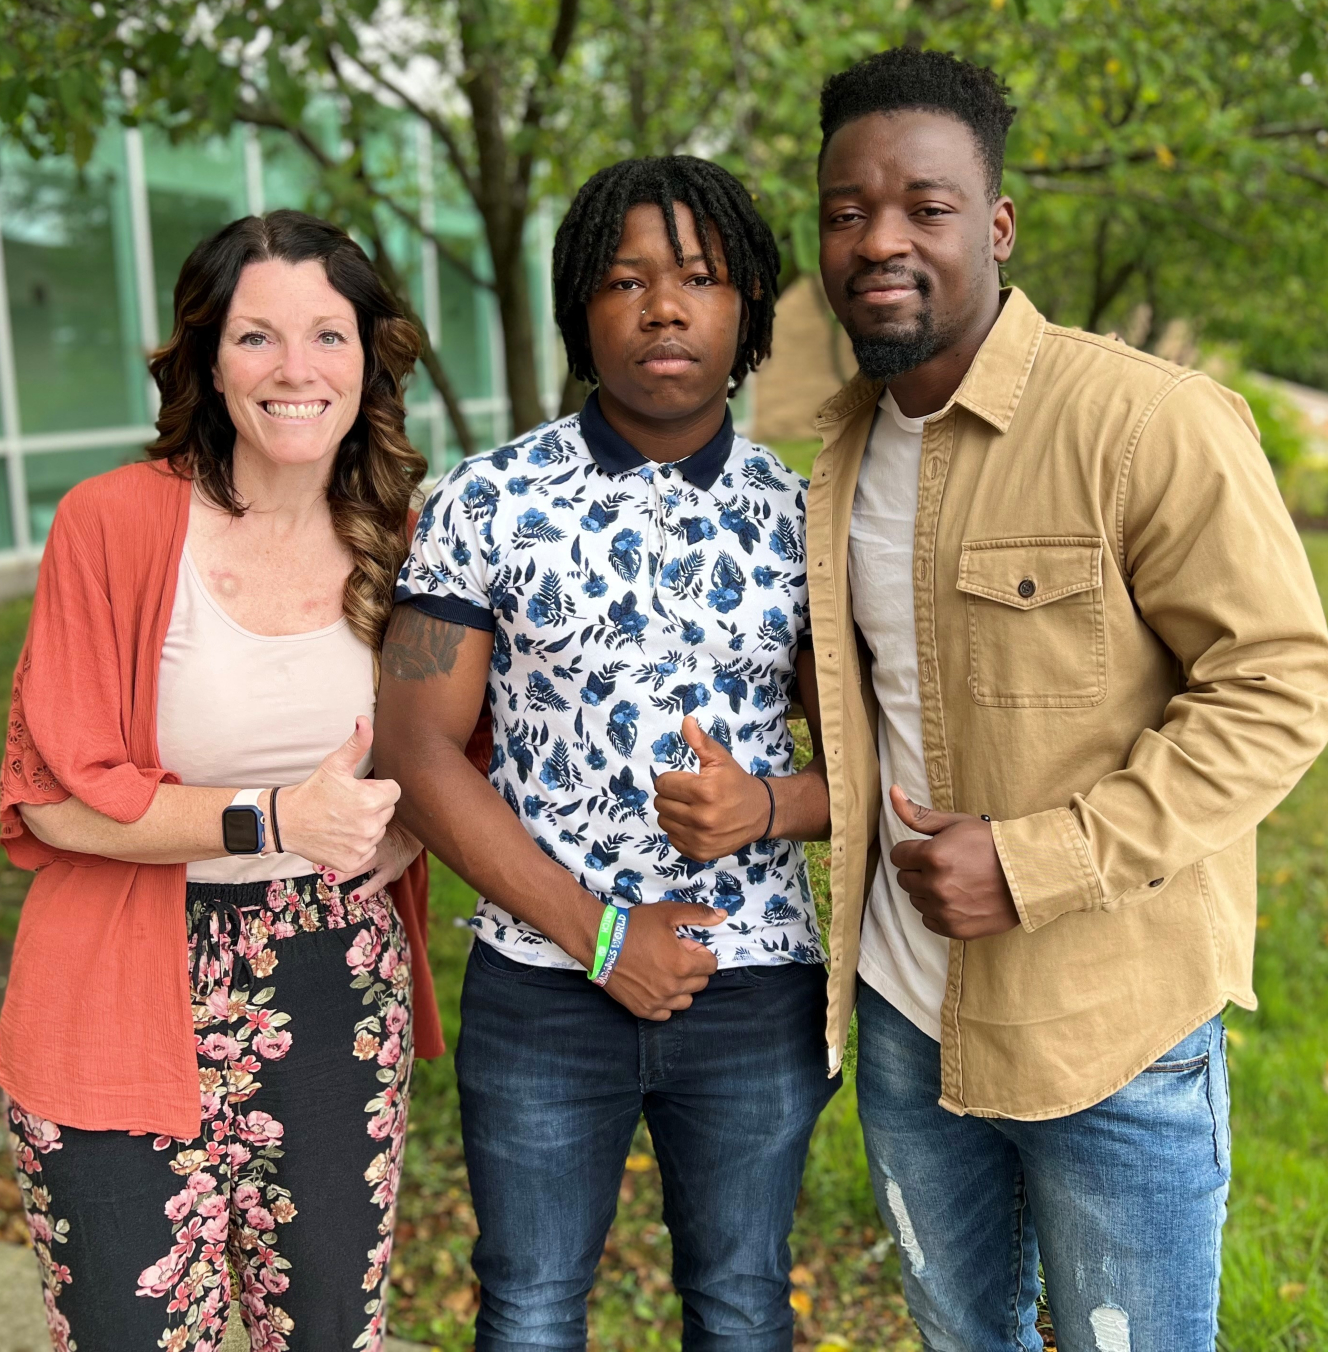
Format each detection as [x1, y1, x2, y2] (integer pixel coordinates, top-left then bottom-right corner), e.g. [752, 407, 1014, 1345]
[0, 461, 443, 1137]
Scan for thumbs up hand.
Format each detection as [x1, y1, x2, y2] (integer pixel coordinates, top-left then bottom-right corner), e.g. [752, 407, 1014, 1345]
[653, 716, 775, 862]
[277, 716, 403, 878]
[888, 786, 1020, 940]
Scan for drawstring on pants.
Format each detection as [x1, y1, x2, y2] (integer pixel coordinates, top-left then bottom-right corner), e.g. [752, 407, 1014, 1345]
[191, 896, 256, 996]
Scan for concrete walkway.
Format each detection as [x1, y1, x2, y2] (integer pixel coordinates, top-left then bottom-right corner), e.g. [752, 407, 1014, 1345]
[0, 1242, 426, 1352]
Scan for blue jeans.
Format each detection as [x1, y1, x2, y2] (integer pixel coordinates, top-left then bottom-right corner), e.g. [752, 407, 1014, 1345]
[455, 940, 840, 1351]
[856, 982, 1230, 1352]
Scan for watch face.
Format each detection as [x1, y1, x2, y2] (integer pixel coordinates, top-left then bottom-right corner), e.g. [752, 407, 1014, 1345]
[223, 806, 262, 854]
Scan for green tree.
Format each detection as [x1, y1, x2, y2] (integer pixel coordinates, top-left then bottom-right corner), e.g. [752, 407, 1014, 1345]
[0, 0, 765, 446]
[3, 0, 1327, 453]
[696, 0, 1328, 387]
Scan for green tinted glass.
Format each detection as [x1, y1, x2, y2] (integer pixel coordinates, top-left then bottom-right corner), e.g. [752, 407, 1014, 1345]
[0, 461, 15, 551]
[1, 149, 142, 433]
[24, 445, 146, 544]
[142, 128, 249, 339]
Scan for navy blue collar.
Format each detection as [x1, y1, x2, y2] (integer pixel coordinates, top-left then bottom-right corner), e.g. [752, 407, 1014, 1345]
[578, 390, 734, 492]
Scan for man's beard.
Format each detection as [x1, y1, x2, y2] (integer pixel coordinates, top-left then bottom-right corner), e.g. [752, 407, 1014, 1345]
[843, 268, 949, 382]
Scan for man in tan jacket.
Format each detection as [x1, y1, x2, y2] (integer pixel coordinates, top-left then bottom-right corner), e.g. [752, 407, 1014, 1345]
[808, 46, 1328, 1350]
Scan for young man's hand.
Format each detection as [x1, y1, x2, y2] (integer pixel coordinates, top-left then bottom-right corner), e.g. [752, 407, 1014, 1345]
[653, 716, 772, 861]
[603, 901, 728, 1020]
[889, 787, 1021, 940]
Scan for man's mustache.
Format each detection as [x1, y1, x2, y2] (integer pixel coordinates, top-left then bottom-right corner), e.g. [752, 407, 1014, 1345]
[844, 267, 932, 301]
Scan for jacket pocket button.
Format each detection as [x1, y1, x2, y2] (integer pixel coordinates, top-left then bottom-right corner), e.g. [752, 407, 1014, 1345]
[1018, 578, 1037, 599]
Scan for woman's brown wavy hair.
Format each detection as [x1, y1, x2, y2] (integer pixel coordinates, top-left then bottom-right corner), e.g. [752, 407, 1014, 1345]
[146, 209, 426, 663]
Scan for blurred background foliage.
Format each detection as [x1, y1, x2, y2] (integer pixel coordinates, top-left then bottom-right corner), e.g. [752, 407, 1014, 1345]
[2, 0, 1327, 452]
[2, 3, 1328, 1348]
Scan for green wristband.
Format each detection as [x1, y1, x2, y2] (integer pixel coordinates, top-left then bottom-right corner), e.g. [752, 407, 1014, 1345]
[588, 903, 619, 981]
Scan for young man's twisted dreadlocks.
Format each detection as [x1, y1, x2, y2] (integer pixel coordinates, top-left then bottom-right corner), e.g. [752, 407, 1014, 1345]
[552, 156, 781, 392]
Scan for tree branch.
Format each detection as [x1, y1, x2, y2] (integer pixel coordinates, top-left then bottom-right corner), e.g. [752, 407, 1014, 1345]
[318, 46, 496, 293]
[1289, 166, 1328, 191]
[1251, 121, 1328, 140]
[339, 49, 481, 205]
[368, 229, 478, 461]
[1011, 122, 1328, 177]
[1086, 213, 1138, 332]
[1023, 174, 1246, 245]
[514, 0, 580, 195]
[236, 100, 476, 459]
[378, 195, 495, 292]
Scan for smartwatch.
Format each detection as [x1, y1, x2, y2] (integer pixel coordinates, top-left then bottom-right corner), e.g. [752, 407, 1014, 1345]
[222, 789, 267, 855]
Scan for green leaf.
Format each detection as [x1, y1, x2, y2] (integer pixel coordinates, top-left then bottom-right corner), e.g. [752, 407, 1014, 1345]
[1290, 22, 1320, 78]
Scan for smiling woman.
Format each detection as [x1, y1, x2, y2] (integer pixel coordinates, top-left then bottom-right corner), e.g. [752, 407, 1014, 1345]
[0, 210, 445, 1352]
[150, 213, 426, 655]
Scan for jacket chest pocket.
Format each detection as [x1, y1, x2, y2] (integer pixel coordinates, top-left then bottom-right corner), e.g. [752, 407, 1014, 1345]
[957, 537, 1107, 708]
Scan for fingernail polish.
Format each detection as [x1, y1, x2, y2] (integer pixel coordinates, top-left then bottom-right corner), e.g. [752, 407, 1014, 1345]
[352, 893, 360, 902]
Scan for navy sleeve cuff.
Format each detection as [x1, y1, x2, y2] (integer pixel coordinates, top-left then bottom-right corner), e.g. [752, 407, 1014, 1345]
[395, 589, 497, 633]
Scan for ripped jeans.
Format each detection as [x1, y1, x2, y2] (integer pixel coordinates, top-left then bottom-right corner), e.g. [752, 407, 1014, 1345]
[855, 982, 1229, 1352]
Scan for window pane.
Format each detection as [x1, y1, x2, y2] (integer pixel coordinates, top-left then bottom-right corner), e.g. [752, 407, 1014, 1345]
[436, 247, 488, 401]
[1, 145, 142, 434]
[0, 460, 14, 552]
[254, 128, 320, 214]
[24, 445, 145, 544]
[143, 129, 248, 340]
[404, 405, 442, 476]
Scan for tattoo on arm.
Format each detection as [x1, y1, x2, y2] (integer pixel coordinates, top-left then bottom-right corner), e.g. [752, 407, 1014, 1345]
[382, 606, 468, 681]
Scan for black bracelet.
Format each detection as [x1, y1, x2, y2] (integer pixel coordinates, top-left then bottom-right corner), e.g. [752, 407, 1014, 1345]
[758, 776, 777, 842]
[269, 786, 284, 855]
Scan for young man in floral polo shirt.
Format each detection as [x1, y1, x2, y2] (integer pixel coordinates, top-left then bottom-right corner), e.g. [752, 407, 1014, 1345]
[376, 156, 838, 1350]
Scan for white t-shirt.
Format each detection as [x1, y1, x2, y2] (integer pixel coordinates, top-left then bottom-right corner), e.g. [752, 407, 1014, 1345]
[156, 545, 376, 884]
[847, 390, 950, 1041]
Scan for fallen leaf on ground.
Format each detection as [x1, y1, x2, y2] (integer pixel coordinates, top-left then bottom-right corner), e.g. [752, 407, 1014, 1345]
[624, 1154, 654, 1172]
[1279, 1282, 1306, 1301]
[443, 1284, 478, 1316]
[790, 1289, 814, 1317]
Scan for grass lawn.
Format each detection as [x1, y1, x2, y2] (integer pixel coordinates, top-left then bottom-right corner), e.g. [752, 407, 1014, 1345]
[1, 525, 1327, 1350]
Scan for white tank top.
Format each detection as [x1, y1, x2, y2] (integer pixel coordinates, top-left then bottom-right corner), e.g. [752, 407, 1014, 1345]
[157, 545, 376, 883]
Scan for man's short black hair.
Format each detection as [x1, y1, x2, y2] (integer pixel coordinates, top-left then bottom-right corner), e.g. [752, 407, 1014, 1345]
[819, 48, 1016, 201]
[553, 156, 781, 392]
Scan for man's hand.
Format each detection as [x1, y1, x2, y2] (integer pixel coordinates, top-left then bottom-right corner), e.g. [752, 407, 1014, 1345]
[653, 716, 772, 860]
[603, 900, 728, 1020]
[889, 786, 1020, 940]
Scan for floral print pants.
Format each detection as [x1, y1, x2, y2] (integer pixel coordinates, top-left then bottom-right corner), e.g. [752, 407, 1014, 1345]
[7, 872, 414, 1352]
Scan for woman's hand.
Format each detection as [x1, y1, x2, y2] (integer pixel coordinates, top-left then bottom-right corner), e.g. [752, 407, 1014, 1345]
[344, 820, 421, 900]
[277, 716, 401, 875]
[652, 717, 773, 861]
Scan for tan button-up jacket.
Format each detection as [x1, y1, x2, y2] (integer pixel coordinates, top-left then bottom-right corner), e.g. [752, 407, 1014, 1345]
[807, 287, 1328, 1119]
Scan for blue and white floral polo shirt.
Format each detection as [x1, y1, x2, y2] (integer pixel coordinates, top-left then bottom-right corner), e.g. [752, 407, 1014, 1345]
[396, 393, 824, 970]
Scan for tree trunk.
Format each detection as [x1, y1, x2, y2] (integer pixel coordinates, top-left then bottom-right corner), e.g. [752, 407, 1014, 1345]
[492, 238, 545, 434]
[457, 0, 579, 439]
[367, 233, 477, 459]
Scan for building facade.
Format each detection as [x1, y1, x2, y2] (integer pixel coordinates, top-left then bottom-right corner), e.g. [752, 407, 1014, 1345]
[0, 117, 563, 561]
